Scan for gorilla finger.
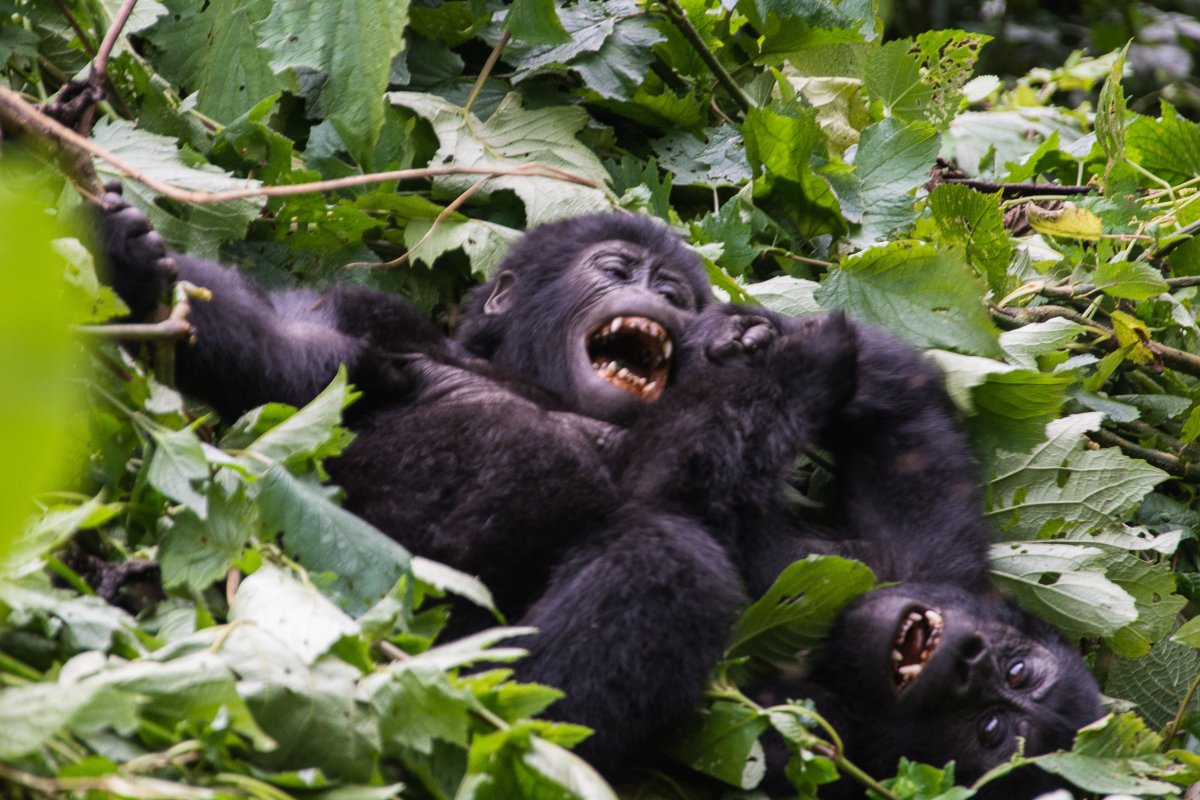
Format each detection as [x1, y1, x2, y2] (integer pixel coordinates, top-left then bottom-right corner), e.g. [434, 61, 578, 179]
[103, 180, 124, 196]
[742, 323, 775, 352]
[112, 206, 152, 238]
[706, 340, 738, 363]
[99, 191, 130, 213]
[157, 256, 180, 282]
[139, 230, 169, 259]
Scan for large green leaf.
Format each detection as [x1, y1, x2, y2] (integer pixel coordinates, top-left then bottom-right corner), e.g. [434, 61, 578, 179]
[929, 183, 1014, 295]
[92, 120, 265, 259]
[664, 701, 769, 789]
[258, 0, 409, 162]
[257, 465, 411, 614]
[141, 0, 287, 124]
[388, 91, 612, 224]
[852, 118, 940, 244]
[725, 555, 874, 665]
[986, 413, 1168, 539]
[815, 241, 1001, 356]
[989, 541, 1137, 638]
[505, 0, 664, 101]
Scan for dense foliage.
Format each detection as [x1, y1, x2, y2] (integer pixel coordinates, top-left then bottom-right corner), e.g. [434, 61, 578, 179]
[3, 0, 1200, 797]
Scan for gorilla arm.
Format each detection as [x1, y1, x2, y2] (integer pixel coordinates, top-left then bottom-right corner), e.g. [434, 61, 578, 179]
[99, 188, 454, 419]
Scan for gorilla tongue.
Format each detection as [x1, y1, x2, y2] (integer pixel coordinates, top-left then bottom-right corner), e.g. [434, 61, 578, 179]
[588, 316, 672, 401]
[892, 608, 944, 691]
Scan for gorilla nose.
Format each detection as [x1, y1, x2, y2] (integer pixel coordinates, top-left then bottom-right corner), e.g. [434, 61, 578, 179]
[952, 633, 993, 698]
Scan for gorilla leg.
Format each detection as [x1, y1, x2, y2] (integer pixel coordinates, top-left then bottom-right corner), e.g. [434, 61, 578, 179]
[515, 505, 743, 770]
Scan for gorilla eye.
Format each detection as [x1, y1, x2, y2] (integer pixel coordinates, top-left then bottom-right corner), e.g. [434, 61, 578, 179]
[1006, 660, 1027, 688]
[979, 714, 1005, 747]
[599, 258, 630, 281]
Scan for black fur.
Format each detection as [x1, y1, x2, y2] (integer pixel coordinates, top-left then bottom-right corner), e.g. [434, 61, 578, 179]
[99, 189, 1101, 790]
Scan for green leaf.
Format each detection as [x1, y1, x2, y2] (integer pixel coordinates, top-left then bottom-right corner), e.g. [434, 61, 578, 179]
[987, 413, 1168, 539]
[1106, 638, 1200, 729]
[726, 555, 874, 665]
[257, 465, 411, 614]
[853, 119, 941, 244]
[411, 556, 497, 613]
[506, 0, 664, 101]
[743, 276, 823, 316]
[145, 425, 210, 518]
[362, 662, 473, 755]
[92, 121, 265, 259]
[141, 0, 288, 124]
[653, 124, 751, 187]
[1125, 102, 1200, 184]
[240, 367, 357, 469]
[816, 241, 1001, 356]
[929, 184, 1014, 295]
[744, 102, 821, 184]
[1098, 550, 1187, 657]
[387, 91, 612, 224]
[998, 318, 1085, 370]
[503, 0, 570, 44]
[0, 681, 135, 760]
[1096, 46, 1128, 188]
[926, 350, 1070, 454]
[97, 650, 272, 749]
[864, 40, 934, 123]
[258, 0, 409, 162]
[665, 701, 769, 789]
[158, 485, 256, 591]
[989, 541, 1137, 638]
[1093, 261, 1170, 301]
[1036, 715, 1181, 795]
[229, 564, 359, 663]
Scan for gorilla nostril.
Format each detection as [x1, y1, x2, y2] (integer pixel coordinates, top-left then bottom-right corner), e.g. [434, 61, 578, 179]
[959, 634, 986, 662]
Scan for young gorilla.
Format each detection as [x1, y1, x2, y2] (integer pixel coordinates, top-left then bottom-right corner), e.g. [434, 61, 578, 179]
[101, 188, 855, 771]
[743, 329, 1103, 797]
[101, 192, 1101, 791]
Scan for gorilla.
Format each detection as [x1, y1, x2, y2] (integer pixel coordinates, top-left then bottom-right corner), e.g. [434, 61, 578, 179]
[99, 190, 1101, 792]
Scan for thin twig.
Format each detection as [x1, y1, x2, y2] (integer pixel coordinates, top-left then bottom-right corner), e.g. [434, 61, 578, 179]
[464, 31, 510, 115]
[75, 319, 192, 340]
[92, 0, 138, 79]
[1085, 428, 1200, 482]
[0, 83, 599, 204]
[1162, 667, 1200, 751]
[658, 0, 752, 114]
[376, 640, 410, 661]
[944, 177, 1094, 196]
[1169, 276, 1200, 289]
[52, 0, 97, 55]
[346, 175, 491, 269]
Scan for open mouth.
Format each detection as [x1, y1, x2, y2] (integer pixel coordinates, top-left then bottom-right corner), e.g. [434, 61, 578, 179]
[891, 607, 944, 691]
[586, 316, 671, 401]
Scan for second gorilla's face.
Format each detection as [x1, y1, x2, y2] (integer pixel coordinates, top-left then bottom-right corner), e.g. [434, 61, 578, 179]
[811, 583, 1103, 790]
[561, 240, 699, 423]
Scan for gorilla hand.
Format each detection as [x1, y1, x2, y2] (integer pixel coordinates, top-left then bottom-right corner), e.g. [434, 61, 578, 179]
[99, 183, 178, 320]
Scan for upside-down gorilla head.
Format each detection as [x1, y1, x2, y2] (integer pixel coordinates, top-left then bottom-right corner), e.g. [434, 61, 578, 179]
[456, 213, 712, 423]
[811, 583, 1103, 796]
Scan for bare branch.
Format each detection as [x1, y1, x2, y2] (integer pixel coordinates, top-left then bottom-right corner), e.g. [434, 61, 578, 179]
[93, 0, 139, 80]
[0, 87, 600, 207]
[346, 175, 493, 269]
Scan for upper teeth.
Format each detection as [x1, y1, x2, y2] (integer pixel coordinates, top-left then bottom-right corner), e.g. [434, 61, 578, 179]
[891, 608, 944, 691]
[589, 316, 672, 400]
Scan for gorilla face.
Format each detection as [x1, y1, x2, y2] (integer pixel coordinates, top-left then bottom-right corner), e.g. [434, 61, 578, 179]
[566, 240, 697, 421]
[813, 584, 1103, 791]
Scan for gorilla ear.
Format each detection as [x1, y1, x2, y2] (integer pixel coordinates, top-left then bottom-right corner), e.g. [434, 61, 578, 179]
[484, 270, 517, 315]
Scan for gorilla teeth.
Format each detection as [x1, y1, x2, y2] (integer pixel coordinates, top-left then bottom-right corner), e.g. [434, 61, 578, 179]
[588, 315, 672, 401]
[891, 607, 945, 691]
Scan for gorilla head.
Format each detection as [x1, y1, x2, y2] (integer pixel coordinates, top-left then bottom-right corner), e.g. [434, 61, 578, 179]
[811, 583, 1102, 796]
[456, 213, 711, 423]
